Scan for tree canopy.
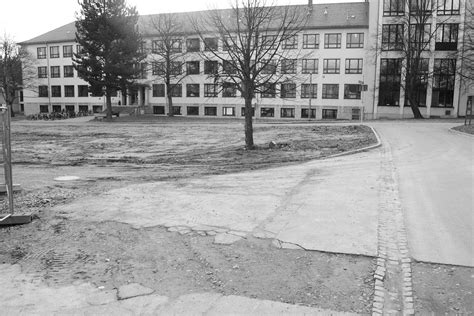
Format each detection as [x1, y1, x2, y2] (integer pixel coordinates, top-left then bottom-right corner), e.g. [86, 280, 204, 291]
[74, 0, 145, 119]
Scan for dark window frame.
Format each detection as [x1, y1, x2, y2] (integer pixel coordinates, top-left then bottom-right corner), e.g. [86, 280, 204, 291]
[204, 60, 218, 75]
[204, 37, 218, 51]
[346, 33, 364, 48]
[261, 83, 276, 98]
[63, 65, 74, 77]
[152, 84, 165, 97]
[323, 59, 340, 74]
[38, 86, 48, 97]
[437, 0, 460, 15]
[78, 85, 89, 97]
[382, 24, 404, 51]
[50, 66, 60, 78]
[302, 59, 318, 74]
[383, 0, 405, 16]
[283, 35, 298, 49]
[50, 46, 60, 58]
[64, 85, 75, 97]
[204, 84, 218, 97]
[170, 84, 182, 97]
[38, 66, 47, 78]
[324, 33, 341, 49]
[186, 84, 200, 97]
[51, 85, 61, 97]
[281, 59, 297, 74]
[379, 58, 402, 106]
[186, 61, 200, 75]
[63, 45, 73, 58]
[322, 84, 339, 99]
[303, 34, 319, 49]
[435, 23, 458, 51]
[301, 84, 317, 99]
[186, 38, 200, 52]
[37, 47, 46, 59]
[345, 59, 363, 74]
[281, 83, 296, 98]
[344, 84, 362, 99]
[280, 108, 295, 118]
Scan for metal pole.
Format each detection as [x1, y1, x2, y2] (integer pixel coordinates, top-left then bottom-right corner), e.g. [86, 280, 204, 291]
[308, 73, 312, 121]
[1, 105, 13, 215]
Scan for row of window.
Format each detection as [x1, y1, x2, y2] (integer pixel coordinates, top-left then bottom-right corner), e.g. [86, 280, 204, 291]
[381, 23, 458, 51]
[153, 105, 338, 119]
[383, 0, 461, 16]
[37, 45, 82, 59]
[152, 58, 363, 77]
[38, 85, 90, 98]
[149, 33, 364, 53]
[37, 65, 75, 78]
[379, 58, 456, 108]
[151, 83, 362, 100]
[36, 33, 365, 60]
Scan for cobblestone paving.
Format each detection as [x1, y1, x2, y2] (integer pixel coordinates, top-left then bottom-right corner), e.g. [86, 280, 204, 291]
[373, 145, 414, 315]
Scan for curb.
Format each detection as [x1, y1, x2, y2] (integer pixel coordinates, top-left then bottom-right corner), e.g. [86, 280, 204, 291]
[448, 127, 474, 138]
[324, 126, 382, 160]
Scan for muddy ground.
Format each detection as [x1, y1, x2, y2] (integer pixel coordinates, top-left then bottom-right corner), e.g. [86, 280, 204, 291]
[0, 119, 376, 314]
[0, 117, 472, 314]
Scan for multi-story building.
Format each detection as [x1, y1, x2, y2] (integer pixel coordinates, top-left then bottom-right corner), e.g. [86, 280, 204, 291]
[19, 0, 472, 120]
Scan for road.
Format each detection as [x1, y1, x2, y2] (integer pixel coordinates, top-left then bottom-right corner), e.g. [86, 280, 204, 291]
[374, 121, 473, 267]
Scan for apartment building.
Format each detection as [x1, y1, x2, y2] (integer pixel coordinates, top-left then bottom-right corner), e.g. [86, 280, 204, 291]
[19, 0, 471, 120]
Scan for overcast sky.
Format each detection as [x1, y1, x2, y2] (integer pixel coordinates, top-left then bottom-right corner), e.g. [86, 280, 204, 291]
[0, 0, 363, 43]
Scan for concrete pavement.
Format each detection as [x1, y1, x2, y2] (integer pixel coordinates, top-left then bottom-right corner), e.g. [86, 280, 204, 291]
[373, 122, 473, 267]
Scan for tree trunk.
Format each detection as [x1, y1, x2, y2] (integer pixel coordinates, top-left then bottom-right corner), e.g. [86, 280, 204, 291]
[406, 94, 424, 119]
[105, 89, 113, 121]
[167, 95, 174, 117]
[244, 96, 255, 150]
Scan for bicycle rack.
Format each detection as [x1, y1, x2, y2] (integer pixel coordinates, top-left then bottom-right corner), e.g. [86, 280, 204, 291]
[0, 104, 31, 226]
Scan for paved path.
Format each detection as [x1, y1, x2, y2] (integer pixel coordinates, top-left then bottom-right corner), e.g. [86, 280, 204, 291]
[373, 122, 473, 267]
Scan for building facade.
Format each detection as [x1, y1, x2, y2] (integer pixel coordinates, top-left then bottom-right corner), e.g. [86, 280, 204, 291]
[19, 0, 472, 120]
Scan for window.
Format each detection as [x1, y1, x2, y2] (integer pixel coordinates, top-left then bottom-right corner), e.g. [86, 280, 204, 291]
[409, 0, 431, 15]
[204, 107, 217, 116]
[261, 60, 277, 74]
[135, 62, 147, 79]
[281, 83, 296, 98]
[204, 61, 218, 75]
[261, 83, 276, 98]
[38, 86, 48, 97]
[405, 58, 429, 107]
[438, 0, 460, 15]
[322, 84, 339, 99]
[76, 45, 83, 55]
[302, 59, 318, 74]
[222, 107, 235, 116]
[64, 65, 74, 77]
[38, 66, 47, 78]
[187, 106, 199, 115]
[50, 66, 60, 78]
[410, 24, 431, 48]
[153, 106, 165, 114]
[323, 59, 340, 74]
[65, 85, 75, 97]
[379, 58, 402, 106]
[223, 61, 237, 75]
[241, 107, 255, 117]
[347, 33, 364, 48]
[283, 35, 298, 49]
[324, 33, 341, 48]
[301, 108, 316, 118]
[432, 59, 456, 108]
[260, 107, 274, 117]
[261, 35, 277, 49]
[322, 109, 338, 119]
[281, 59, 297, 74]
[204, 84, 218, 97]
[436, 24, 458, 51]
[186, 61, 200, 75]
[281, 108, 295, 118]
[51, 86, 61, 97]
[170, 84, 182, 97]
[53, 105, 62, 112]
[382, 24, 404, 50]
[152, 40, 162, 53]
[345, 59, 363, 74]
[186, 84, 200, 97]
[170, 62, 182, 75]
[223, 36, 236, 51]
[171, 39, 182, 53]
[186, 38, 200, 52]
[63, 45, 73, 58]
[223, 82, 237, 97]
[50, 46, 59, 58]
[153, 84, 165, 97]
[40, 105, 49, 113]
[78, 85, 89, 97]
[172, 106, 182, 115]
[344, 84, 361, 99]
[204, 38, 218, 50]
[301, 84, 317, 98]
[383, 0, 404, 16]
[303, 34, 319, 49]
[37, 47, 46, 59]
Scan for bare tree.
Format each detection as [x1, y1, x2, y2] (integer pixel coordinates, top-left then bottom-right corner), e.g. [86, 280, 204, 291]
[193, 0, 307, 149]
[0, 35, 35, 116]
[148, 14, 188, 116]
[457, 1, 473, 84]
[377, 0, 452, 119]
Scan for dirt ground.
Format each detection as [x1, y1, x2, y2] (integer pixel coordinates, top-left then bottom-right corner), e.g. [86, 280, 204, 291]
[0, 118, 377, 313]
[452, 124, 474, 135]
